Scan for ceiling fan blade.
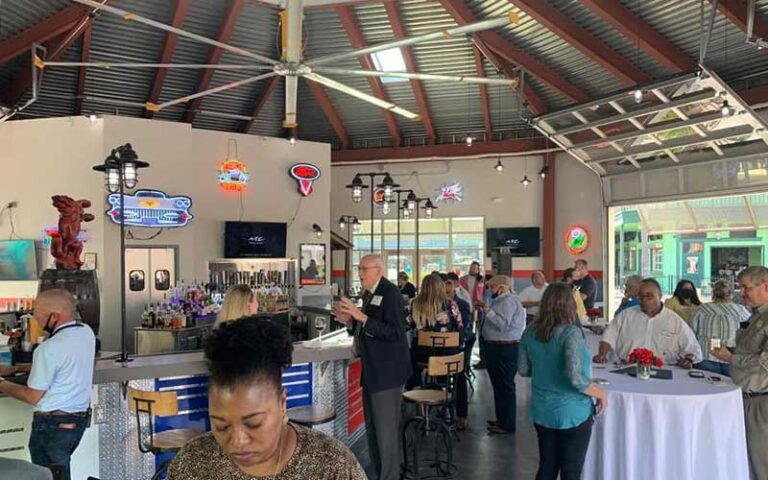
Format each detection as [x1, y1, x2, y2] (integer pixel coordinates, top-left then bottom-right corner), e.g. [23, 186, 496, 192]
[154, 72, 277, 111]
[305, 73, 420, 120]
[313, 67, 519, 87]
[43, 61, 275, 70]
[72, 0, 278, 65]
[282, 0, 303, 128]
[307, 13, 517, 67]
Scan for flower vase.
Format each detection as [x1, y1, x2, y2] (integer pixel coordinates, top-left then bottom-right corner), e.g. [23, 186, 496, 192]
[636, 362, 652, 380]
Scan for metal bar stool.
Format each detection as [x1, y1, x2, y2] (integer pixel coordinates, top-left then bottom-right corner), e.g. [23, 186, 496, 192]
[401, 351, 464, 479]
[127, 387, 204, 480]
[287, 405, 337, 428]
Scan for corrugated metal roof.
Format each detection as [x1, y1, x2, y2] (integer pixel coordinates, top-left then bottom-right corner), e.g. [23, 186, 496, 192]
[3, 0, 768, 152]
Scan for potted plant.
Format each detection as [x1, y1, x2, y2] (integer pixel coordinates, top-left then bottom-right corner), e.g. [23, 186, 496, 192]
[628, 347, 664, 380]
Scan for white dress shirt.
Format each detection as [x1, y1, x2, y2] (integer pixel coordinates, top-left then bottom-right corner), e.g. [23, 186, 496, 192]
[519, 284, 548, 316]
[601, 306, 703, 364]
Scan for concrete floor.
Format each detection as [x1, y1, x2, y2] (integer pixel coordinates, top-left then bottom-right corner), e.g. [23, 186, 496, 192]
[359, 355, 540, 480]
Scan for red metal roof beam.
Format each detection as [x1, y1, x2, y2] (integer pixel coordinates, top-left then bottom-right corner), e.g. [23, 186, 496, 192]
[580, 0, 696, 73]
[336, 5, 402, 146]
[144, 0, 192, 118]
[0, 4, 88, 64]
[473, 46, 494, 139]
[74, 24, 92, 116]
[331, 137, 546, 163]
[306, 80, 351, 149]
[509, 0, 651, 86]
[383, 2, 438, 145]
[439, 0, 589, 103]
[241, 75, 280, 133]
[182, 0, 245, 124]
[715, 0, 768, 39]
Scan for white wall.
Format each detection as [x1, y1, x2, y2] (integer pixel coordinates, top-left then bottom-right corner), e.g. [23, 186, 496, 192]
[0, 116, 331, 350]
[330, 152, 604, 279]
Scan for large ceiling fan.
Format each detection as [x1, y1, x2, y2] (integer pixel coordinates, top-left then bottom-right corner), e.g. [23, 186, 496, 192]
[46, 0, 520, 131]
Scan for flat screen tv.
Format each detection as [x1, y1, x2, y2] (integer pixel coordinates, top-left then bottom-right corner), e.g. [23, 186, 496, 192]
[225, 222, 287, 259]
[486, 227, 540, 257]
[0, 240, 38, 280]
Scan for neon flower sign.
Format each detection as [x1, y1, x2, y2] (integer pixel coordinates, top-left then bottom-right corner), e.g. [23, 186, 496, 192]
[289, 163, 321, 196]
[565, 226, 589, 255]
[218, 158, 249, 192]
[106, 190, 193, 228]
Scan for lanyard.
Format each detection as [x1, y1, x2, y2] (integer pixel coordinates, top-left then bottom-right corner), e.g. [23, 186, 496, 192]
[50, 323, 84, 338]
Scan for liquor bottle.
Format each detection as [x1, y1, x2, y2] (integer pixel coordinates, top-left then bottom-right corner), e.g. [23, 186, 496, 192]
[141, 306, 150, 328]
[147, 304, 156, 328]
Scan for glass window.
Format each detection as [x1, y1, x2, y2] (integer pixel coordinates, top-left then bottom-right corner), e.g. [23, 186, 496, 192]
[371, 48, 408, 83]
[154, 270, 170, 291]
[419, 234, 449, 249]
[383, 219, 415, 234]
[451, 217, 484, 232]
[384, 235, 415, 250]
[651, 249, 663, 272]
[418, 218, 450, 233]
[129, 270, 145, 291]
[452, 233, 483, 249]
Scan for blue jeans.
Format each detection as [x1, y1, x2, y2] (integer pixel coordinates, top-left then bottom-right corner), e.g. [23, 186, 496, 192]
[29, 412, 88, 480]
[485, 342, 519, 431]
[695, 360, 730, 376]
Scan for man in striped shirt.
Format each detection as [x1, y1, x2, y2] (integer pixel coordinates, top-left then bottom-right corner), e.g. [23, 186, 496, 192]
[692, 279, 751, 376]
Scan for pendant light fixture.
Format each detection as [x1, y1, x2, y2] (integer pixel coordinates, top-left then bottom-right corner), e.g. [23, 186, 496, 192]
[406, 191, 417, 212]
[494, 158, 504, 173]
[520, 157, 530, 188]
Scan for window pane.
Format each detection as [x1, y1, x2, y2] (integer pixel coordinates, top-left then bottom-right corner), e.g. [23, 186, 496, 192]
[419, 234, 449, 249]
[451, 217, 484, 232]
[384, 235, 415, 249]
[452, 250, 484, 269]
[353, 235, 381, 251]
[384, 219, 415, 234]
[154, 270, 170, 291]
[418, 218, 449, 233]
[356, 220, 382, 235]
[452, 233, 483, 249]
[129, 270, 145, 292]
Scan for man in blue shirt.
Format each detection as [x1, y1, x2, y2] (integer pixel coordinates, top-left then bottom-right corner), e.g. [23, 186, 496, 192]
[481, 275, 526, 434]
[0, 289, 95, 480]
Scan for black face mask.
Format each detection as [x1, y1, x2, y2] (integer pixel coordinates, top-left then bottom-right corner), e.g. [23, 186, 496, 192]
[678, 289, 695, 301]
[42, 313, 56, 335]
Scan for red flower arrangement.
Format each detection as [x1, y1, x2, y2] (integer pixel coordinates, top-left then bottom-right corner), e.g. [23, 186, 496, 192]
[628, 347, 664, 368]
[586, 308, 602, 318]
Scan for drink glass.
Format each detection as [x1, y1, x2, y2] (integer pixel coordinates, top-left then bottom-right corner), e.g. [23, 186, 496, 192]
[314, 317, 327, 348]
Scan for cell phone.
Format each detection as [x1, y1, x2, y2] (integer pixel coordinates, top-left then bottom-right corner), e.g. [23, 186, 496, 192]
[710, 338, 722, 349]
[592, 378, 610, 385]
[710, 376, 721, 382]
[688, 370, 705, 378]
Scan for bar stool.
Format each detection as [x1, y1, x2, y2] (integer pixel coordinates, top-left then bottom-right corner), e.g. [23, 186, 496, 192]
[287, 405, 337, 427]
[127, 387, 204, 480]
[401, 352, 464, 479]
[415, 330, 460, 372]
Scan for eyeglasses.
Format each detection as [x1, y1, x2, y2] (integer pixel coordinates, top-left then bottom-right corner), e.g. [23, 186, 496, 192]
[359, 266, 380, 272]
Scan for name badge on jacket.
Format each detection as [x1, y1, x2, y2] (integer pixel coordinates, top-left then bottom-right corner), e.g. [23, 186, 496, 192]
[370, 295, 383, 307]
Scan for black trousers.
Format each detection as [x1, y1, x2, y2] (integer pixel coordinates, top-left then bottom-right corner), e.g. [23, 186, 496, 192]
[534, 417, 594, 480]
[484, 342, 518, 432]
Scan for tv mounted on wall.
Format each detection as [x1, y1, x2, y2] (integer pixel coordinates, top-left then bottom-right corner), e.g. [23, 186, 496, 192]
[486, 227, 541, 257]
[225, 222, 287, 259]
[0, 240, 38, 280]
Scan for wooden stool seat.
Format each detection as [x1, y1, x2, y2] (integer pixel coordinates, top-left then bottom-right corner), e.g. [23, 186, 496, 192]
[147, 428, 204, 452]
[287, 405, 337, 426]
[403, 389, 447, 405]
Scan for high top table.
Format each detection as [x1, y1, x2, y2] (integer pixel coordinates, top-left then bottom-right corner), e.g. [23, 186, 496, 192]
[582, 365, 749, 480]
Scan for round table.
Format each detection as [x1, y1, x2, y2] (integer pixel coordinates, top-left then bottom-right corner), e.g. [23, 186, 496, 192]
[582, 365, 749, 480]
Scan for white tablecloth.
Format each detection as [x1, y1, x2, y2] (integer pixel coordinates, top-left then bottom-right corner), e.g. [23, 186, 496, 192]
[582, 366, 749, 480]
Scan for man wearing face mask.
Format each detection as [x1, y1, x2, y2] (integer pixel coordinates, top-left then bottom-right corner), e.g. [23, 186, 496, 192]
[0, 289, 95, 480]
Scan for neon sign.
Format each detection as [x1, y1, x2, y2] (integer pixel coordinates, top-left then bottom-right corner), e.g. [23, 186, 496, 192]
[434, 182, 463, 204]
[41, 227, 86, 248]
[373, 187, 385, 206]
[565, 226, 589, 255]
[289, 163, 321, 196]
[218, 158, 249, 192]
[106, 190, 193, 228]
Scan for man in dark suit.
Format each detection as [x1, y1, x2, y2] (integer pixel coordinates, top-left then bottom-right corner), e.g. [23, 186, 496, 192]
[336, 254, 412, 480]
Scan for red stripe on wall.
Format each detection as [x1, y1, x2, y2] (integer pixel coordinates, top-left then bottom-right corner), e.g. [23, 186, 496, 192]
[332, 269, 346, 278]
[347, 359, 365, 434]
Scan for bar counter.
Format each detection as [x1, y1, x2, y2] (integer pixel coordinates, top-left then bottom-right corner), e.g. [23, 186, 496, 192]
[0, 330, 364, 480]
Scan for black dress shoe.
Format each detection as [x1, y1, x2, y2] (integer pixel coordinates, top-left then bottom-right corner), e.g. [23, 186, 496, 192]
[487, 424, 513, 435]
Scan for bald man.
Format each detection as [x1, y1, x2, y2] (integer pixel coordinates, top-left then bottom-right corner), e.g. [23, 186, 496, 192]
[336, 254, 411, 480]
[0, 289, 95, 480]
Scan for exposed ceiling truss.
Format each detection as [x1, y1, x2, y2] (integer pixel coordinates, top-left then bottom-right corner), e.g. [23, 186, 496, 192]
[532, 65, 768, 177]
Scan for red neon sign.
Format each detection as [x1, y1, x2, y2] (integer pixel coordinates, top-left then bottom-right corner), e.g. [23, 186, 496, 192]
[289, 163, 321, 196]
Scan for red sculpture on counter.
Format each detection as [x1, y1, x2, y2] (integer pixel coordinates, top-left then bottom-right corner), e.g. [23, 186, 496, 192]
[50, 195, 95, 270]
